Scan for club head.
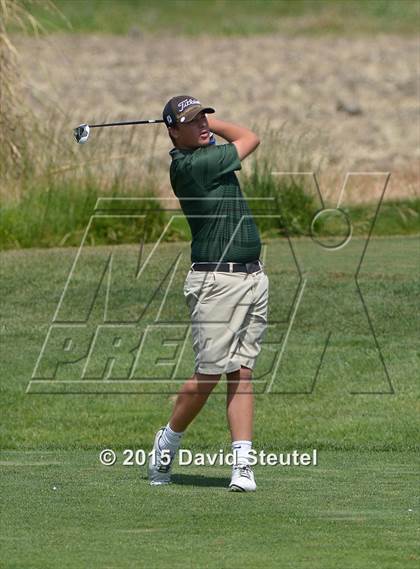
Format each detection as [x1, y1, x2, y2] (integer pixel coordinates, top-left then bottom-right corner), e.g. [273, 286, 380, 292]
[73, 124, 90, 144]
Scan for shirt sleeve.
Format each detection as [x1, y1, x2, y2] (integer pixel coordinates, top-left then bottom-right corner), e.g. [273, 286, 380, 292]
[191, 143, 242, 187]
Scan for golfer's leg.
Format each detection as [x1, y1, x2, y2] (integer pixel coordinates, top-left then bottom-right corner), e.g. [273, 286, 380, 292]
[226, 365, 253, 441]
[169, 372, 222, 432]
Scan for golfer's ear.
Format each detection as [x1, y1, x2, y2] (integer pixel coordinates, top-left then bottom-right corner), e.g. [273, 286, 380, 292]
[168, 126, 178, 139]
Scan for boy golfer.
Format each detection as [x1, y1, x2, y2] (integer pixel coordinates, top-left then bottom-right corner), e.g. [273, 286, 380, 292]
[148, 95, 269, 491]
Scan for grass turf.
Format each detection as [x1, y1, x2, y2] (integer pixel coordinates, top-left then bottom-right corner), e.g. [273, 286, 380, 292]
[0, 450, 418, 568]
[0, 235, 418, 566]
[1, 235, 418, 450]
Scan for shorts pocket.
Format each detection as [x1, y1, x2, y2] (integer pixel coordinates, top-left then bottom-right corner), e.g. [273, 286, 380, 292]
[184, 271, 216, 302]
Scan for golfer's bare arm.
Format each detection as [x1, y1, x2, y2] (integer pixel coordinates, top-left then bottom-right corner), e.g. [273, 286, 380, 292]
[207, 117, 260, 160]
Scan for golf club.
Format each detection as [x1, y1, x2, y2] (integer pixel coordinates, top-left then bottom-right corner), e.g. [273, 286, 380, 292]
[73, 118, 165, 144]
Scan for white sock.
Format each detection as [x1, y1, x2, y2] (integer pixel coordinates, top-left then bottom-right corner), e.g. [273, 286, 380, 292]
[232, 440, 252, 466]
[158, 423, 184, 453]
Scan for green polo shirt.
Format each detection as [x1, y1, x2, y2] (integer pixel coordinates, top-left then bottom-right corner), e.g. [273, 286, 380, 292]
[169, 143, 261, 263]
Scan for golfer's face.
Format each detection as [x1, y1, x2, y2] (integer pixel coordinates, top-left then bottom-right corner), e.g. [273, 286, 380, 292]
[176, 111, 210, 148]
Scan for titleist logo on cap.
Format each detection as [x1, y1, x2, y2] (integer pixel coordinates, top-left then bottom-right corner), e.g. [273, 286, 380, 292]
[177, 98, 200, 112]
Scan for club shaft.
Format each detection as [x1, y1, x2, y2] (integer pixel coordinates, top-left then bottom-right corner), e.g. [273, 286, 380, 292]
[89, 119, 164, 129]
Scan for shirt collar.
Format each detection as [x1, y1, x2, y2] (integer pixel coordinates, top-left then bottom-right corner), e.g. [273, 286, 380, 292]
[169, 147, 197, 160]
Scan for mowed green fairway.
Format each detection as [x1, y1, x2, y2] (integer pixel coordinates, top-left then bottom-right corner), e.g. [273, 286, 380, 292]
[1, 235, 419, 567]
[0, 450, 418, 569]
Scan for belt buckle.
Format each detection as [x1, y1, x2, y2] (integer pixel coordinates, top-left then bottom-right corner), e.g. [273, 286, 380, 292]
[246, 261, 262, 274]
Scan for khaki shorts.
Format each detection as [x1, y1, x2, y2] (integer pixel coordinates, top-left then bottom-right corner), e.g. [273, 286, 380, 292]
[183, 266, 269, 374]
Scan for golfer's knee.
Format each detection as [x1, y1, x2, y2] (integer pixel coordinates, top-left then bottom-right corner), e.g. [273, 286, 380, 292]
[183, 372, 221, 395]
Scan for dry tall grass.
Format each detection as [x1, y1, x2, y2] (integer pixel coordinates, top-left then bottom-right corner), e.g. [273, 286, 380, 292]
[0, 0, 65, 187]
[0, 0, 166, 204]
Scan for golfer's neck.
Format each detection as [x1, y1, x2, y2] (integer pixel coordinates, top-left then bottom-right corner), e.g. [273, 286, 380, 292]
[176, 143, 200, 150]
